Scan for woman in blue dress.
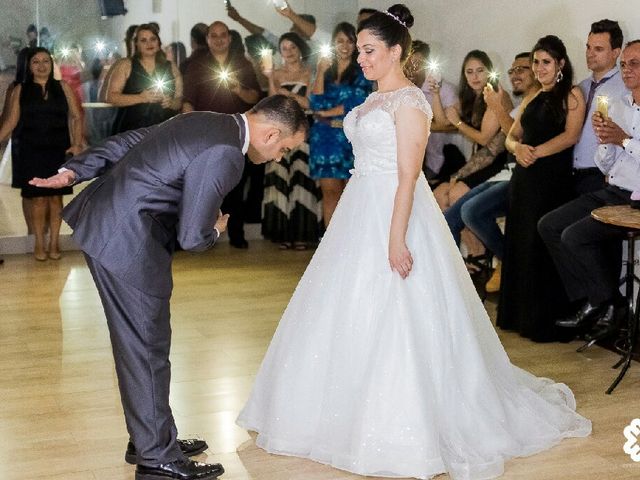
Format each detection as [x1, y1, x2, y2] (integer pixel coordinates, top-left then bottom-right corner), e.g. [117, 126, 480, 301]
[309, 22, 372, 227]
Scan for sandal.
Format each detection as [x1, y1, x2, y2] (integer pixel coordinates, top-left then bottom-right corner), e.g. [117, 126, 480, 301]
[279, 242, 292, 250]
[293, 242, 308, 251]
[464, 253, 491, 274]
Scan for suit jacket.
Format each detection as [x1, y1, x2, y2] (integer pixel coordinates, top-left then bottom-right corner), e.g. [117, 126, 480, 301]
[63, 112, 246, 296]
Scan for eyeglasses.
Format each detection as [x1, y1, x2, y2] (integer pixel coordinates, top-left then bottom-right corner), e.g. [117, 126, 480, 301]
[508, 66, 531, 75]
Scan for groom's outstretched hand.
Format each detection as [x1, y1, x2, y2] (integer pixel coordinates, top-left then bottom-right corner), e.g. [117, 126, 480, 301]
[29, 169, 76, 189]
[215, 211, 230, 234]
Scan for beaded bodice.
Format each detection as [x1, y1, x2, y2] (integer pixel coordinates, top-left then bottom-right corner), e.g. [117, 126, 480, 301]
[343, 85, 432, 175]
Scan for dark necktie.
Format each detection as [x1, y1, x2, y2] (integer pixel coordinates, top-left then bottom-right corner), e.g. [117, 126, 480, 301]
[584, 74, 613, 122]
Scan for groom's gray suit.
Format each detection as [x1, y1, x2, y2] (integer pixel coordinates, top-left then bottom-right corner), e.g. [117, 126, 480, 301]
[62, 111, 247, 465]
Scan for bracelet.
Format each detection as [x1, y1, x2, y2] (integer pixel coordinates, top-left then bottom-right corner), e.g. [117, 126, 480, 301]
[455, 120, 463, 128]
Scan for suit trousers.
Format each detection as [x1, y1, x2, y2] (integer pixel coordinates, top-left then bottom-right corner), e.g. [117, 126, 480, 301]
[85, 254, 183, 466]
[537, 185, 629, 306]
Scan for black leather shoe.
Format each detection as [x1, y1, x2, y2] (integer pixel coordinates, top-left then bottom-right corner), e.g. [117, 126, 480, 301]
[229, 238, 249, 249]
[555, 302, 605, 328]
[126, 439, 208, 465]
[584, 304, 617, 342]
[136, 459, 224, 480]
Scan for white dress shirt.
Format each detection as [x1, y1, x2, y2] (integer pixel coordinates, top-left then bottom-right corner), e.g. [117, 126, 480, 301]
[594, 92, 640, 192]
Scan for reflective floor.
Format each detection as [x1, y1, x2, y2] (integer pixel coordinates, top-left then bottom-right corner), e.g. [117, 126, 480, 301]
[0, 244, 638, 479]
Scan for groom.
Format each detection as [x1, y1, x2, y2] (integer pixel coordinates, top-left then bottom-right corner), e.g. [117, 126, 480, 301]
[30, 95, 308, 480]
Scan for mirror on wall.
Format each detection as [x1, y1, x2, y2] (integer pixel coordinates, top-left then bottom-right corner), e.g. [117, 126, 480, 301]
[0, 0, 359, 243]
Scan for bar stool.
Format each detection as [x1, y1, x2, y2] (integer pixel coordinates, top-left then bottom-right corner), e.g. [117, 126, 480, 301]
[590, 205, 640, 394]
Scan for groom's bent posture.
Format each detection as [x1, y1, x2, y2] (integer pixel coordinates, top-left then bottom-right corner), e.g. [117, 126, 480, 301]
[30, 95, 308, 480]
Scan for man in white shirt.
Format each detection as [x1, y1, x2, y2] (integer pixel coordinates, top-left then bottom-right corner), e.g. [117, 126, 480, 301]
[573, 19, 627, 195]
[539, 40, 640, 342]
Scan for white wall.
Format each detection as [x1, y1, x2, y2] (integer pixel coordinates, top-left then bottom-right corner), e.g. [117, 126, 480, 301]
[116, 0, 358, 52]
[421, 0, 640, 89]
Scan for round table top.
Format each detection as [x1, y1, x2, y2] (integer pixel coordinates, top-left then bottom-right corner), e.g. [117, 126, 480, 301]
[591, 205, 640, 229]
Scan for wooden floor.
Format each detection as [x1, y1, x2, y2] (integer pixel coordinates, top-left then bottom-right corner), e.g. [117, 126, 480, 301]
[1, 242, 639, 480]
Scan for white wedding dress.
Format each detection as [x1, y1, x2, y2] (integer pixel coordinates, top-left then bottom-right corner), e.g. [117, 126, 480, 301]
[237, 86, 591, 480]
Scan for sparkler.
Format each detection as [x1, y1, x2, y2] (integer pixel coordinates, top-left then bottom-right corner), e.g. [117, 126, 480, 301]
[319, 44, 333, 58]
[260, 48, 273, 73]
[94, 40, 106, 53]
[596, 95, 609, 118]
[426, 59, 442, 85]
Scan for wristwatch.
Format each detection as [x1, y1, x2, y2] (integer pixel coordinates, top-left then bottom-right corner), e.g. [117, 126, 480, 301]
[622, 137, 631, 149]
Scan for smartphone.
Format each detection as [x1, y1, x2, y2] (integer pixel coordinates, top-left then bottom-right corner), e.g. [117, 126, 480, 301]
[273, 0, 288, 10]
[596, 95, 608, 118]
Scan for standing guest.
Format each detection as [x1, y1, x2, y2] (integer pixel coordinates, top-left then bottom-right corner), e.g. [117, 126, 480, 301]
[262, 32, 321, 249]
[108, 24, 182, 134]
[357, 8, 378, 23]
[237, 7, 590, 479]
[98, 24, 138, 102]
[183, 21, 261, 248]
[309, 22, 372, 227]
[26, 24, 38, 48]
[1, 47, 33, 234]
[0, 47, 83, 260]
[438, 50, 512, 263]
[164, 41, 187, 72]
[57, 43, 85, 107]
[30, 94, 308, 480]
[404, 39, 460, 180]
[572, 19, 626, 196]
[498, 35, 585, 342]
[180, 23, 209, 76]
[539, 40, 640, 342]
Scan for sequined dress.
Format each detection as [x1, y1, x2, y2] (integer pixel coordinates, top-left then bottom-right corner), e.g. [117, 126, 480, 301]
[237, 86, 591, 480]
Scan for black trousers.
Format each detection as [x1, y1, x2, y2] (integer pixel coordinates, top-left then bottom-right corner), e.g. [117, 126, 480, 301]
[85, 255, 183, 466]
[538, 185, 630, 305]
[221, 156, 265, 242]
[572, 167, 606, 196]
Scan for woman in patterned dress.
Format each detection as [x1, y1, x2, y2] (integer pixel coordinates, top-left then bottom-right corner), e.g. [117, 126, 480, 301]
[309, 22, 372, 228]
[261, 33, 322, 249]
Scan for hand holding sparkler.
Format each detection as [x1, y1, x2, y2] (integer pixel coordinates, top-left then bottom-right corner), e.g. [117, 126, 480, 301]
[316, 44, 333, 73]
[139, 87, 164, 104]
[425, 60, 442, 93]
[487, 70, 500, 90]
[260, 48, 274, 75]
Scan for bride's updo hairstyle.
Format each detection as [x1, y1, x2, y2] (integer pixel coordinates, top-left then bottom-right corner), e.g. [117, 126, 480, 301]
[357, 4, 414, 63]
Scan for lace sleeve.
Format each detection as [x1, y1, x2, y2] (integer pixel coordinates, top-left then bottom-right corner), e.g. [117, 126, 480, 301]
[390, 87, 433, 123]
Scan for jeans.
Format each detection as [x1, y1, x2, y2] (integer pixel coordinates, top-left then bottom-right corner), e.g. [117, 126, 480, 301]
[444, 181, 499, 250]
[459, 181, 509, 260]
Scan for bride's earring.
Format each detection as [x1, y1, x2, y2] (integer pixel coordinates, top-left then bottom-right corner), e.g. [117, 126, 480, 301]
[556, 69, 564, 83]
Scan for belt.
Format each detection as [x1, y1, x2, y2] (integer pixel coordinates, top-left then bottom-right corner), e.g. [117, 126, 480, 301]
[314, 116, 343, 128]
[572, 167, 601, 176]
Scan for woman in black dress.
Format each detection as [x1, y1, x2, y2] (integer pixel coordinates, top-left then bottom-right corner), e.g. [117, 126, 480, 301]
[0, 47, 83, 260]
[497, 35, 585, 342]
[107, 24, 182, 133]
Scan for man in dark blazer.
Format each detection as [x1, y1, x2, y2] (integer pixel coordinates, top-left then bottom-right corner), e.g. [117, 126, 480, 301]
[30, 95, 308, 480]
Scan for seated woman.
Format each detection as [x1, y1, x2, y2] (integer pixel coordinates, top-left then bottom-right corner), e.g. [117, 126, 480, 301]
[261, 32, 322, 250]
[107, 24, 182, 134]
[436, 50, 512, 264]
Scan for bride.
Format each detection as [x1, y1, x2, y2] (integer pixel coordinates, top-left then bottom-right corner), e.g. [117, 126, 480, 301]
[237, 5, 591, 479]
